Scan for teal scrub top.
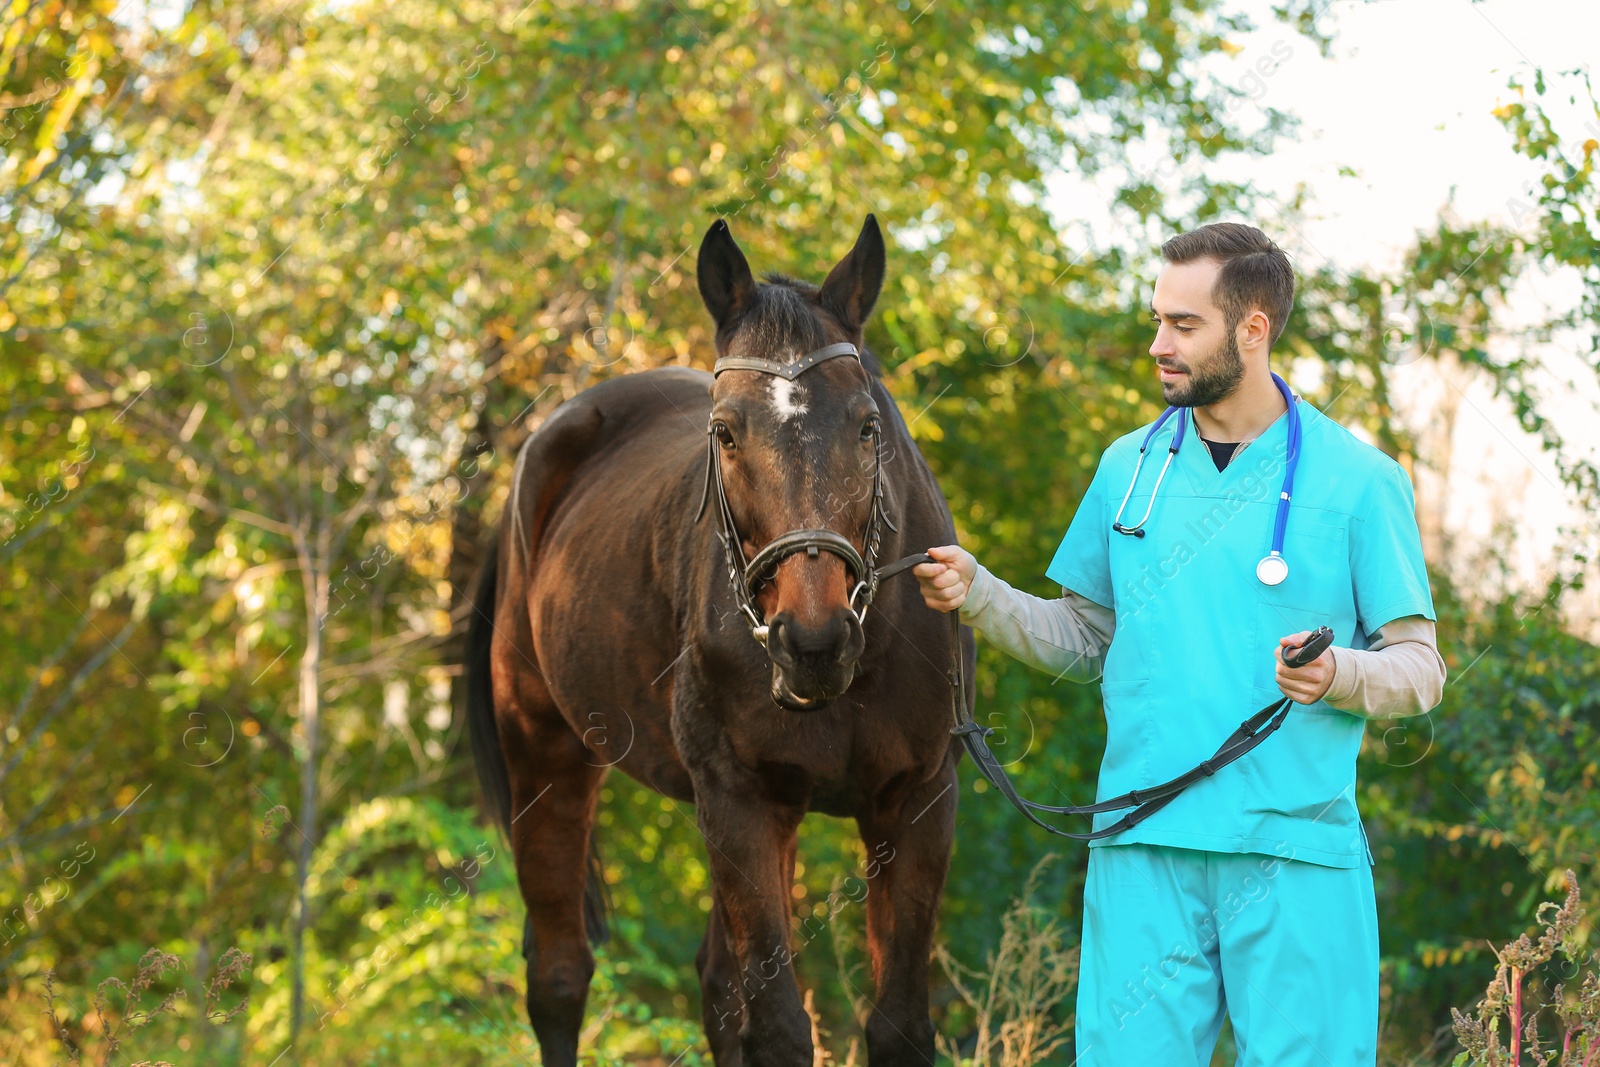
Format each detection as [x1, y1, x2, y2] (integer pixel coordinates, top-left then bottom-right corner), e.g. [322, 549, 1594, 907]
[1045, 395, 1436, 868]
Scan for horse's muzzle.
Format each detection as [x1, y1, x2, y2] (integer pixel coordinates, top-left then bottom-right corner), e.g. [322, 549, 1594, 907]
[764, 609, 864, 710]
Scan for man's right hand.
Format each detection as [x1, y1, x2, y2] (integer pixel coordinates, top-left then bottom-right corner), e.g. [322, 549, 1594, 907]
[912, 544, 977, 613]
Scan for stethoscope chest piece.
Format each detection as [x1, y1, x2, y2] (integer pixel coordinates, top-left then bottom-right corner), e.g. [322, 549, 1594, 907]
[1113, 372, 1305, 590]
[1256, 553, 1289, 586]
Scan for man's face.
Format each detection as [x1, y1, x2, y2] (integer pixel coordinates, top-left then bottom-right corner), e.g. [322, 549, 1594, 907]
[1149, 258, 1243, 408]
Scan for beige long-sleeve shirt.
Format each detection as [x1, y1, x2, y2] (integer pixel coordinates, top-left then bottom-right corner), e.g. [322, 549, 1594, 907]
[957, 560, 1446, 718]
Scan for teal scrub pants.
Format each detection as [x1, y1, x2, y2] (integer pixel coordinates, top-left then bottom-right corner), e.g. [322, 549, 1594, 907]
[1075, 843, 1378, 1066]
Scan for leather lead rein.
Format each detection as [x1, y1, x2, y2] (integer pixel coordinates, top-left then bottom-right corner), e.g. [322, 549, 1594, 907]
[874, 552, 1335, 841]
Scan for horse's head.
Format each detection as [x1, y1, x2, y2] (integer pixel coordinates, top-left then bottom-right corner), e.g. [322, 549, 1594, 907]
[697, 215, 888, 712]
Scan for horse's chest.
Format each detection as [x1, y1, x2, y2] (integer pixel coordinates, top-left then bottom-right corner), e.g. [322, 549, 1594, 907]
[732, 721, 856, 792]
[721, 707, 921, 815]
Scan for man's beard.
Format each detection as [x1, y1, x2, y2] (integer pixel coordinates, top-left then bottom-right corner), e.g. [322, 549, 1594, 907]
[1159, 328, 1243, 408]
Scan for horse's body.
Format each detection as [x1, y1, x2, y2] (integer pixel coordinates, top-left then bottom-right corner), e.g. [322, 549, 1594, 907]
[467, 217, 973, 1066]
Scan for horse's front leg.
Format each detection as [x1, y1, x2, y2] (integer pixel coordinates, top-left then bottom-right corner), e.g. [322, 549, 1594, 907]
[694, 779, 812, 1067]
[856, 760, 958, 1066]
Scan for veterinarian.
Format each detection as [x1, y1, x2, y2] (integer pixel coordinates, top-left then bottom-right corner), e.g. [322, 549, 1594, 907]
[913, 222, 1446, 1066]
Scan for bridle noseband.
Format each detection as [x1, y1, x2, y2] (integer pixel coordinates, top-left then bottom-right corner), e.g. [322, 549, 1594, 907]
[694, 341, 896, 645]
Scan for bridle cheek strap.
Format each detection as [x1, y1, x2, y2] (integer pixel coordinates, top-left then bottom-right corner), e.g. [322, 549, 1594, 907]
[695, 342, 890, 643]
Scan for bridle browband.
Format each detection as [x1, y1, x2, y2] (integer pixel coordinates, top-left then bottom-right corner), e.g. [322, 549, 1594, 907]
[694, 341, 896, 644]
[707, 340, 864, 381]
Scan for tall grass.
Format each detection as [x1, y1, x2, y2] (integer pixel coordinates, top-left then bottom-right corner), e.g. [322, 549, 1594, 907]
[934, 856, 1078, 1067]
[1452, 870, 1600, 1066]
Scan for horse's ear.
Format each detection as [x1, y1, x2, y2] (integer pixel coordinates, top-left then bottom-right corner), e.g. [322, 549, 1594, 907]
[819, 214, 886, 332]
[697, 218, 756, 331]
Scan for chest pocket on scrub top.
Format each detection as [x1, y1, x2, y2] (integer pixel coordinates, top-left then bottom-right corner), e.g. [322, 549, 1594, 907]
[1254, 516, 1348, 697]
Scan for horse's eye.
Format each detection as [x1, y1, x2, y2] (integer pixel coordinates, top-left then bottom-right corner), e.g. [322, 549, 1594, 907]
[714, 422, 735, 449]
[860, 417, 880, 441]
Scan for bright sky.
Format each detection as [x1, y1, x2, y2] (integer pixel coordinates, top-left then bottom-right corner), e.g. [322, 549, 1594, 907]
[1210, 0, 1597, 272]
[1052, 0, 1600, 626]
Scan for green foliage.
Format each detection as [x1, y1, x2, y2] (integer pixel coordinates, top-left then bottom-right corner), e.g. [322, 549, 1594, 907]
[1363, 567, 1600, 1060]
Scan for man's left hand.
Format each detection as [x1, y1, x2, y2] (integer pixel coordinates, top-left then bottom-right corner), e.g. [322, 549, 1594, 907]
[1276, 630, 1334, 704]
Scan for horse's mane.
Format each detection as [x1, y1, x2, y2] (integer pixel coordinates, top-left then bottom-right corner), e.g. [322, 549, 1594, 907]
[748, 272, 885, 380]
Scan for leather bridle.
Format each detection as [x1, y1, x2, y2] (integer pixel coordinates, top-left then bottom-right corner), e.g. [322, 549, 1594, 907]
[692, 340, 1334, 842]
[694, 341, 896, 645]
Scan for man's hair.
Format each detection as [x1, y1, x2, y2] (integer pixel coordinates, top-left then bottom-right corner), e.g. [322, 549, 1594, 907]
[1160, 222, 1295, 348]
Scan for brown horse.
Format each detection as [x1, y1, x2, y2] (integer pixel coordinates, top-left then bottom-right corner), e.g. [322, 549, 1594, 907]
[465, 215, 973, 1066]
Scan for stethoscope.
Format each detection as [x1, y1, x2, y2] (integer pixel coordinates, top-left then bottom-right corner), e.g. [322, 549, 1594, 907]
[1111, 371, 1302, 586]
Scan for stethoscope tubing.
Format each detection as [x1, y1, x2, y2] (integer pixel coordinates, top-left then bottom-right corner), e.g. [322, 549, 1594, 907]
[1110, 404, 1187, 537]
[1112, 372, 1301, 576]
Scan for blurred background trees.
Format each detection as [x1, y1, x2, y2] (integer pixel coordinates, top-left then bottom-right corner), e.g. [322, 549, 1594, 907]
[1, 0, 1596, 1063]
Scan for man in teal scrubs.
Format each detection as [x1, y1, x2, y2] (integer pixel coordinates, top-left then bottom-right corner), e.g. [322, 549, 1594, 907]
[913, 222, 1446, 1065]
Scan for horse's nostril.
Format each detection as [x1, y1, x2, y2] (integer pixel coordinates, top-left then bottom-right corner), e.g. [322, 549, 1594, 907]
[773, 611, 854, 660]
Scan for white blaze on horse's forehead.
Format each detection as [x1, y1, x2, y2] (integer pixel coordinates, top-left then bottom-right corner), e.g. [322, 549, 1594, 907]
[768, 377, 808, 422]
